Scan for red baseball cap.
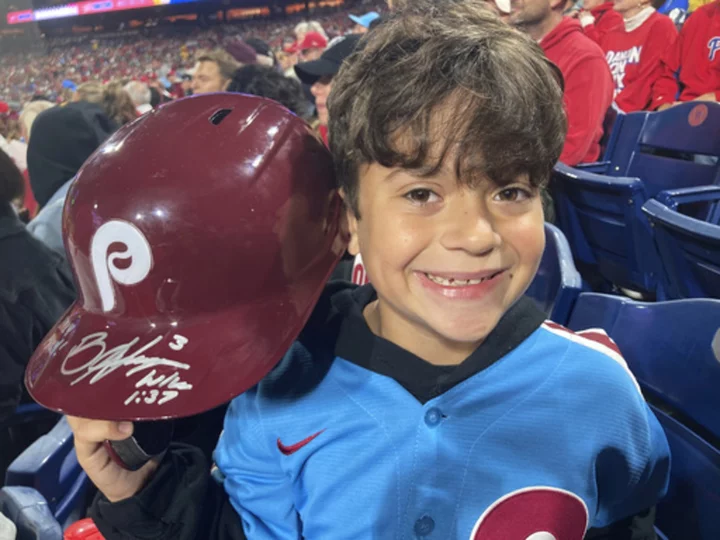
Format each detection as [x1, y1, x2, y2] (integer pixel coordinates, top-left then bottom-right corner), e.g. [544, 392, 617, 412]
[284, 42, 300, 54]
[299, 31, 328, 51]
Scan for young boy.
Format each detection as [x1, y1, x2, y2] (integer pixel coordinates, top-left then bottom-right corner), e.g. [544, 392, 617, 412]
[69, 2, 670, 539]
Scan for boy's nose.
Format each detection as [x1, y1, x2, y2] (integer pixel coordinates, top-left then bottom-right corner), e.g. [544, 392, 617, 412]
[439, 201, 500, 256]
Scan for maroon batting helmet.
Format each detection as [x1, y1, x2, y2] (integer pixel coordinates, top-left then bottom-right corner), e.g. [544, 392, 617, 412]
[26, 93, 347, 421]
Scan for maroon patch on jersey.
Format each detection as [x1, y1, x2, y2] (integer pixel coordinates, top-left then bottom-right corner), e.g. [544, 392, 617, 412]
[470, 487, 588, 540]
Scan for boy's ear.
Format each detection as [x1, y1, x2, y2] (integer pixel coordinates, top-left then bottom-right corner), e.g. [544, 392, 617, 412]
[338, 188, 361, 256]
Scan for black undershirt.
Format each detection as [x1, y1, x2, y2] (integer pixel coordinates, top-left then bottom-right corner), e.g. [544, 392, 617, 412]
[332, 284, 546, 404]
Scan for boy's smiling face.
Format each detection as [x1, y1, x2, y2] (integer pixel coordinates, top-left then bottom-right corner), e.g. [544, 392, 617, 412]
[345, 151, 545, 365]
[326, 2, 568, 365]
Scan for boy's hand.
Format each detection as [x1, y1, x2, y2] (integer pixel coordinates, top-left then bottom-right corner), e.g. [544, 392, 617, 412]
[67, 416, 160, 503]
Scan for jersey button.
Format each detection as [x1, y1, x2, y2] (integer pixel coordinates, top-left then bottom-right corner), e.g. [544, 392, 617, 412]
[424, 407, 443, 427]
[414, 515, 435, 537]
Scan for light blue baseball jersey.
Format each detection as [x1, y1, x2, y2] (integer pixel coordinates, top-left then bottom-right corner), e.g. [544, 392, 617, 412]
[214, 285, 670, 540]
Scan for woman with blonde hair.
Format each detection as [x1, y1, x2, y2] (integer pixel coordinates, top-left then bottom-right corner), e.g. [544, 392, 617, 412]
[0, 114, 26, 171]
[306, 20, 328, 40]
[73, 81, 105, 105]
[19, 100, 54, 143]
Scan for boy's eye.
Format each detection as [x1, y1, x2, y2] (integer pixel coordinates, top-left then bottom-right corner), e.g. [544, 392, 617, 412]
[494, 187, 533, 202]
[405, 189, 439, 204]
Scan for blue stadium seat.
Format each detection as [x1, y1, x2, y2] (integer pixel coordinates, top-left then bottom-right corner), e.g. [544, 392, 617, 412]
[658, 0, 688, 16]
[524, 223, 583, 325]
[5, 417, 90, 529]
[551, 164, 661, 295]
[2, 404, 59, 430]
[643, 187, 720, 299]
[575, 109, 647, 176]
[0, 486, 62, 540]
[2, 404, 61, 490]
[553, 103, 720, 295]
[579, 103, 720, 195]
[656, 185, 720, 223]
[568, 293, 720, 539]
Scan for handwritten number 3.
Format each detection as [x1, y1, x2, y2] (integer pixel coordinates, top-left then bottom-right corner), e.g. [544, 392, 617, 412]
[169, 334, 189, 351]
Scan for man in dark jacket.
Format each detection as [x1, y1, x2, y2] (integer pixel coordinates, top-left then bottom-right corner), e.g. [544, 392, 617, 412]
[0, 147, 76, 475]
[27, 101, 116, 256]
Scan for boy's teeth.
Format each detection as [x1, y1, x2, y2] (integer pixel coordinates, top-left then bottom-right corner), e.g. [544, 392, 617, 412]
[425, 273, 485, 286]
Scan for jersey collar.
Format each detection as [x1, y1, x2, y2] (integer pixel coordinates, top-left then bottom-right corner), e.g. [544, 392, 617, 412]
[332, 284, 546, 404]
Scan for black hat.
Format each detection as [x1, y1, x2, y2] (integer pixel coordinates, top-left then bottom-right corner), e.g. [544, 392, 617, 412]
[28, 101, 116, 207]
[245, 37, 271, 58]
[294, 34, 362, 86]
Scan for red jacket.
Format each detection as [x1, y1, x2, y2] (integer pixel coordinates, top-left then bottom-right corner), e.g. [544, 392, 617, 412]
[651, 1, 720, 108]
[601, 11, 677, 112]
[22, 169, 38, 219]
[583, 2, 624, 44]
[541, 18, 614, 165]
[318, 124, 329, 146]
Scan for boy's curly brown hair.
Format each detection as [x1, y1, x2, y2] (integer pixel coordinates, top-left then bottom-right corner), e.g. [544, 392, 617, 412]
[328, 0, 567, 217]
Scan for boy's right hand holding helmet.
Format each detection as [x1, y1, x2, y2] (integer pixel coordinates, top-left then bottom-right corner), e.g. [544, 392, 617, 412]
[67, 416, 159, 503]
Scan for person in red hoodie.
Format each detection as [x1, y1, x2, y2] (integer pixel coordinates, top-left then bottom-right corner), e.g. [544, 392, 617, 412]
[600, 0, 677, 112]
[576, 0, 624, 43]
[651, 0, 720, 110]
[510, 0, 614, 165]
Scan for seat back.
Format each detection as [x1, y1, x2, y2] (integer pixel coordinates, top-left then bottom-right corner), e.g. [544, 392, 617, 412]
[656, 185, 720, 224]
[651, 409, 720, 540]
[643, 196, 720, 299]
[598, 106, 621, 161]
[568, 293, 720, 539]
[552, 164, 661, 293]
[525, 223, 583, 324]
[0, 487, 62, 540]
[604, 110, 649, 175]
[5, 417, 89, 528]
[625, 103, 720, 198]
[2, 404, 58, 430]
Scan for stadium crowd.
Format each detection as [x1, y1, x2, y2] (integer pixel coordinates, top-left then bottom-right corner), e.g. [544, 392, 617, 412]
[0, 6, 381, 107]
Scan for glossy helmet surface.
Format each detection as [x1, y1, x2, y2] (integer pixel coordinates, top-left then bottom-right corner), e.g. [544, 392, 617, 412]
[26, 93, 346, 420]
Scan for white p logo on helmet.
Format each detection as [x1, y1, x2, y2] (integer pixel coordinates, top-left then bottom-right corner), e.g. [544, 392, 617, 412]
[91, 220, 153, 312]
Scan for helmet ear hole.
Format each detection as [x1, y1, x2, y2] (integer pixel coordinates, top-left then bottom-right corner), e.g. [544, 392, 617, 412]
[209, 108, 233, 125]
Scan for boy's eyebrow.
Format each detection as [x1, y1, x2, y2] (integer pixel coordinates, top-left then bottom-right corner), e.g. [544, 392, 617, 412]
[383, 164, 451, 182]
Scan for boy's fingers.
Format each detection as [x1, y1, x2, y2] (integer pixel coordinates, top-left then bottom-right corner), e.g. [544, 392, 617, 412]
[67, 416, 134, 445]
